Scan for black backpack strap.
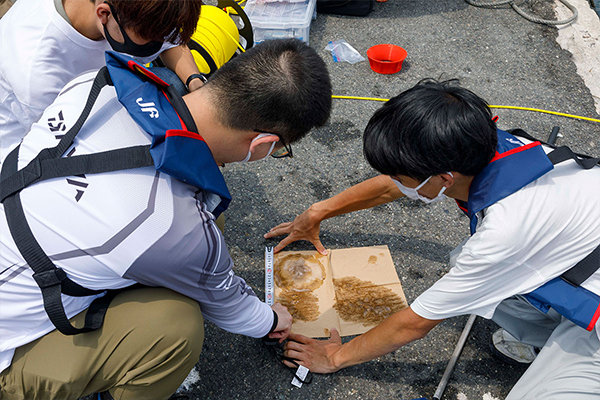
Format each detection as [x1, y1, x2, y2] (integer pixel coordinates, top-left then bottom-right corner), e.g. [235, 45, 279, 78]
[508, 127, 600, 168]
[0, 145, 153, 202]
[0, 67, 114, 197]
[552, 142, 600, 286]
[546, 146, 600, 170]
[508, 128, 557, 147]
[548, 143, 600, 288]
[49, 67, 113, 159]
[0, 67, 154, 335]
[562, 244, 600, 287]
[2, 148, 106, 335]
[508, 127, 600, 288]
[163, 84, 198, 133]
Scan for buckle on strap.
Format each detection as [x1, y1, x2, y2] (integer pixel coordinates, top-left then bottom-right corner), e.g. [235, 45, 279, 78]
[33, 268, 67, 289]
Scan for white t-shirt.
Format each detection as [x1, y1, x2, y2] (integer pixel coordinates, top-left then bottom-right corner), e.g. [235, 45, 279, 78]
[0, 0, 174, 163]
[0, 71, 273, 374]
[411, 149, 600, 328]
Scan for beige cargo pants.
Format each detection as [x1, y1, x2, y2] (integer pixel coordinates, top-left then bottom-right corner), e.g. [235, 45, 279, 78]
[0, 287, 204, 400]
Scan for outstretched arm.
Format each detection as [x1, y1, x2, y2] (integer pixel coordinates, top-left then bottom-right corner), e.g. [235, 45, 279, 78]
[283, 307, 442, 373]
[265, 175, 403, 254]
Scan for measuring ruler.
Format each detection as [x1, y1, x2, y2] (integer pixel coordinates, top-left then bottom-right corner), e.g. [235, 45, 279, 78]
[265, 246, 312, 387]
[265, 246, 274, 305]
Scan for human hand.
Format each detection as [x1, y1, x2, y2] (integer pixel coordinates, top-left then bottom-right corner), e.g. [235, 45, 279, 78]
[264, 207, 328, 255]
[283, 329, 343, 374]
[269, 303, 293, 342]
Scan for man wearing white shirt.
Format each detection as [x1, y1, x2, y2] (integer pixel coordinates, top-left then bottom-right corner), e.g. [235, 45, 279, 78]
[272, 80, 600, 399]
[0, 38, 332, 400]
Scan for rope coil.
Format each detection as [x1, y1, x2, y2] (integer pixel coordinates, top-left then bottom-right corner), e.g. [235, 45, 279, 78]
[465, 0, 578, 26]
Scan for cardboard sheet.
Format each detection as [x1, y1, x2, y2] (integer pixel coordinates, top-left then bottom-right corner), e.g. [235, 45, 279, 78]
[272, 245, 408, 338]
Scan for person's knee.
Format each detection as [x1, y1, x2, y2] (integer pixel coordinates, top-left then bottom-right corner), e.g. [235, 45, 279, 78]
[140, 289, 205, 361]
[109, 288, 205, 364]
[104, 289, 204, 399]
[160, 296, 204, 362]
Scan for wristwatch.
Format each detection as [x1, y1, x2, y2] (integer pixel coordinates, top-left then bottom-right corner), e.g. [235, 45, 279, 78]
[185, 73, 208, 91]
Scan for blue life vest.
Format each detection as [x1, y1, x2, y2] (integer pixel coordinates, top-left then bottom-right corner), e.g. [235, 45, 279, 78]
[0, 52, 235, 336]
[105, 51, 232, 217]
[456, 129, 600, 331]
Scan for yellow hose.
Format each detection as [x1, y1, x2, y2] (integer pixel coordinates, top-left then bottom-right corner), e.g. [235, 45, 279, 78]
[332, 95, 388, 102]
[331, 95, 600, 124]
[489, 105, 600, 123]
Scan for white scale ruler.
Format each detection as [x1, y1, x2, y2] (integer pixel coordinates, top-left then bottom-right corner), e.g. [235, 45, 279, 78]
[264, 246, 311, 387]
[265, 246, 274, 305]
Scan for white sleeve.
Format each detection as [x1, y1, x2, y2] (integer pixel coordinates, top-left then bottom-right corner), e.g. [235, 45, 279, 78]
[200, 287, 274, 338]
[411, 248, 517, 320]
[411, 209, 547, 320]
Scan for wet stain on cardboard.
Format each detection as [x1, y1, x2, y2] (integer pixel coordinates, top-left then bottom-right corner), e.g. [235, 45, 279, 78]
[277, 290, 320, 322]
[274, 253, 326, 292]
[333, 276, 407, 326]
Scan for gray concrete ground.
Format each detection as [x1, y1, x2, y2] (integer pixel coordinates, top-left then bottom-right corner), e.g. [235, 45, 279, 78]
[179, 1, 600, 400]
[2, 0, 600, 399]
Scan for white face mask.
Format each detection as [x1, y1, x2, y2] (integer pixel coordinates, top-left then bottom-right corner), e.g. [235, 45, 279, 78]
[392, 172, 452, 204]
[237, 133, 277, 163]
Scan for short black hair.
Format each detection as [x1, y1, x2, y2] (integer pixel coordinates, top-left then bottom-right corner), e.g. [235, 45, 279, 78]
[207, 39, 332, 144]
[363, 79, 497, 180]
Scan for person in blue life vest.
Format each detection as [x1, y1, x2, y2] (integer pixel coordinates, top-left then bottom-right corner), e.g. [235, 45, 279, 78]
[0, 38, 332, 400]
[266, 79, 600, 399]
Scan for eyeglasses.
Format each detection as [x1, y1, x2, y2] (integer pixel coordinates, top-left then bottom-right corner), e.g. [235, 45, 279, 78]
[254, 130, 293, 158]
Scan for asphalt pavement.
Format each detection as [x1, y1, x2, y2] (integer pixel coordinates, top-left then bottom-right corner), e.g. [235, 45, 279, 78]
[180, 1, 600, 399]
[2, 0, 599, 399]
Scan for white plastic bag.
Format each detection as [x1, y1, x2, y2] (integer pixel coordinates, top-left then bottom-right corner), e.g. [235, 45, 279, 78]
[324, 40, 365, 64]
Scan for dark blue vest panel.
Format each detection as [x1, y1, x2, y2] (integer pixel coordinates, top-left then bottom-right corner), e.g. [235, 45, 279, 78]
[526, 277, 600, 331]
[105, 52, 231, 217]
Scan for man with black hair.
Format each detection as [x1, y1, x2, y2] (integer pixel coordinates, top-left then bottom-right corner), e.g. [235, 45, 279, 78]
[269, 80, 600, 399]
[0, 38, 332, 400]
[0, 0, 204, 166]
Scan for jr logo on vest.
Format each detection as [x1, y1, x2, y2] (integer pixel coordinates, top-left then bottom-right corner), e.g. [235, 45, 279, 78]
[136, 97, 159, 118]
